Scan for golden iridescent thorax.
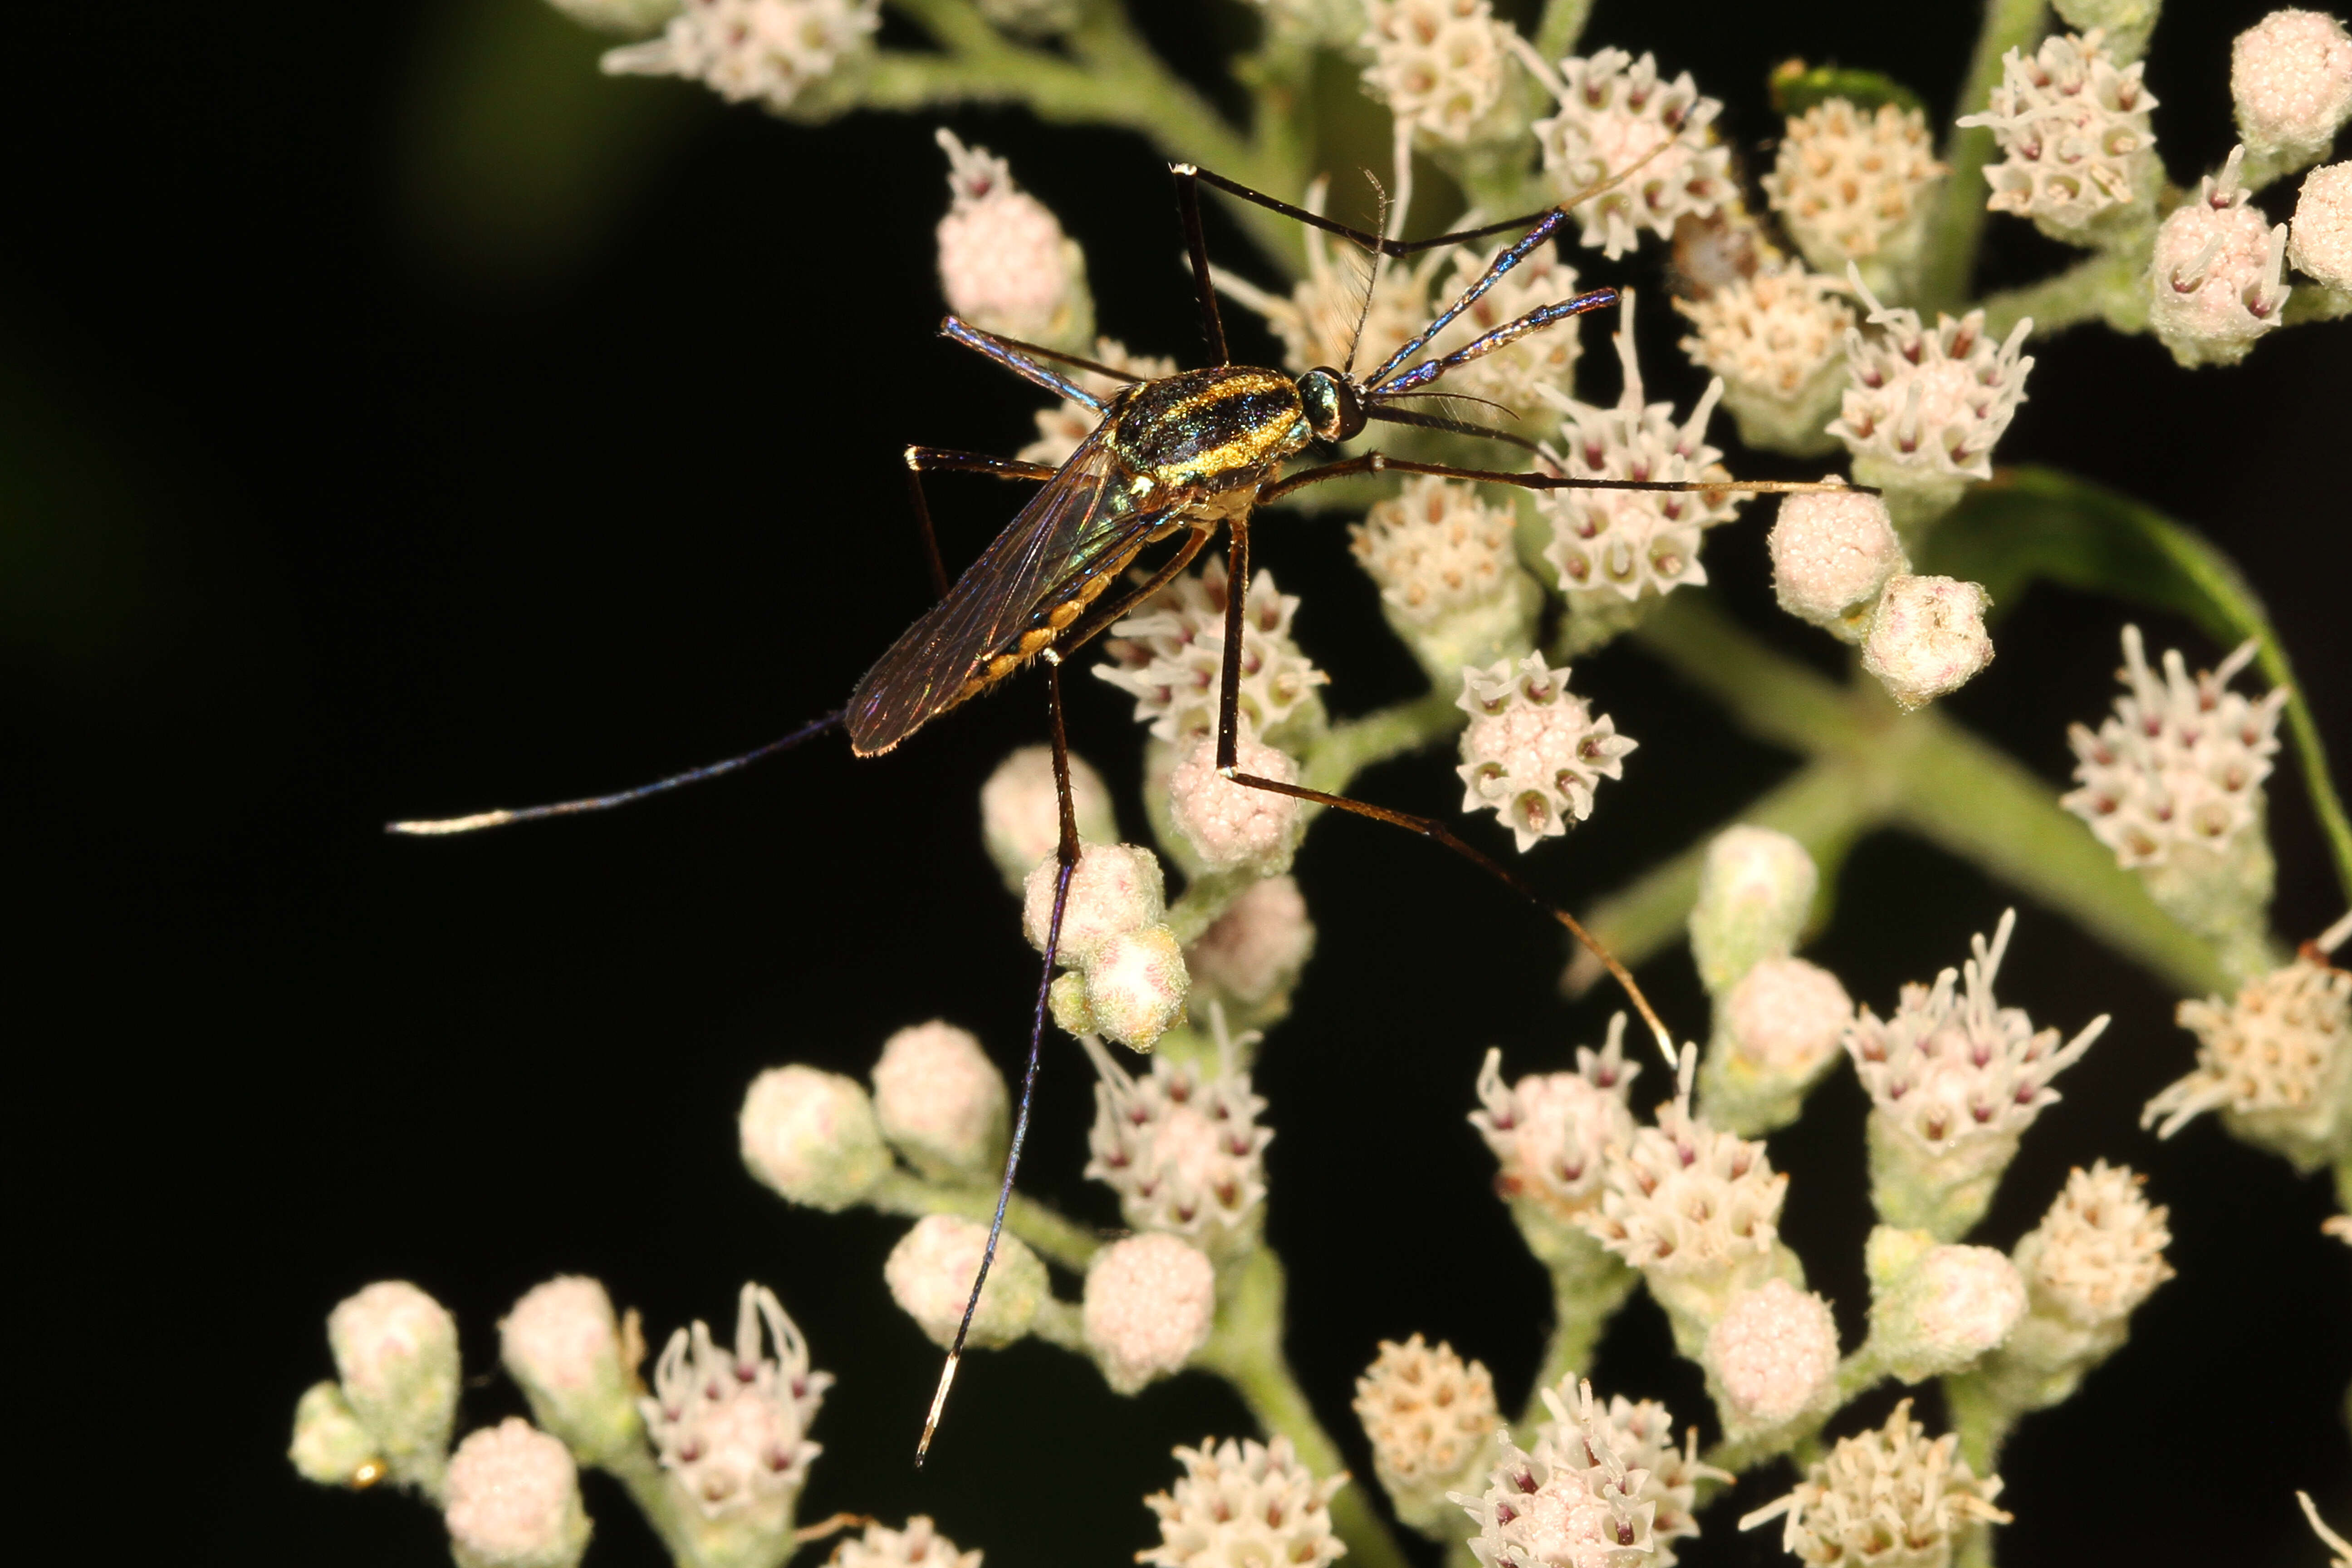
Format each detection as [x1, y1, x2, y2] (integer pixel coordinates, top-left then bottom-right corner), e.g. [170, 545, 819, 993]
[1107, 366, 1311, 495]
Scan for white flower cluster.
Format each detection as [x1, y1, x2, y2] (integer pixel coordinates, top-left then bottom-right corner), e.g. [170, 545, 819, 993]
[1425, 240, 1589, 419]
[602, 0, 878, 116]
[1142, 1436, 1347, 1568]
[1453, 1379, 1715, 1568]
[1580, 1099, 1788, 1283]
[1470, 1014, 1641, 1226]
[1957, 28, 2160, 239]
[1455, 652, 1637, 851]
[1522, 48, 1734, 259]
[1353, 475, 1523, 627]
[2149, 146, 2293, 368]
[833, 1517, 983, 1568]
[1025, 842, 1191, 1050]
[1829, 270, 2034, 495]
[1538, 299, 1746, 605]
[642, 1285, 828, 1528]
[1360, 0, 1514, 144]
[2149, 949, 2351, 1172]
[1353, 1335, 1501, 1531]
[1674, 262, 1854, 455]
[1084, 1026, 1273, 1253]
[933, 130, 1090, 348]
[1740, 1400, 2009, 1563]
[1761, 99, 1946, 284]
[1097, 557, 1328, 748]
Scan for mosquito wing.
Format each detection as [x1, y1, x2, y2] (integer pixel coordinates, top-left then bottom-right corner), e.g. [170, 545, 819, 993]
[847, 430, 1183, 756]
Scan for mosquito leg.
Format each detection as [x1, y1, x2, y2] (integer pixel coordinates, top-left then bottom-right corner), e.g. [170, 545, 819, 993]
[1172, 164, 1229, 365]
[917, 661, 1083, 1466]
[904, 446, 1060, 600]
[938, 317, 1106, 410]
[1044, 526, 1211, 665]
[1261, 453, 1877, 506]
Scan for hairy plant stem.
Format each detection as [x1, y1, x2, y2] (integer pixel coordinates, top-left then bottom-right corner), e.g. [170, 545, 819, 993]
[1517, 1255, 1639, 1439]
[1199, 1249, 1415, 1568]
[1977, 244, 2151, 338]
[1533, 0, 1596, 63]
[871, 1169, 1103, 1273]
[1919, 0, 2048, 314]
[600, 1443, 708, 1568]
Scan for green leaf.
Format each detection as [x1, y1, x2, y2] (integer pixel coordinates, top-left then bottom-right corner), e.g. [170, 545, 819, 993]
[1924, 466, 2352, 909]
[1767, 59, 1928, 118]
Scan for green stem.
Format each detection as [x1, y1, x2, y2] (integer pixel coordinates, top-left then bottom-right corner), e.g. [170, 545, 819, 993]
[1919, 0, 2048, 314]
[601, 1444, 705, 1568]
[1198, 1251, 1414, 1568]
[1976, 245, 2150, 339]
[871, 1170, 1104, 1274]
[1515, 1258, 1638, 1438]
[1532, 0, 1595, 63]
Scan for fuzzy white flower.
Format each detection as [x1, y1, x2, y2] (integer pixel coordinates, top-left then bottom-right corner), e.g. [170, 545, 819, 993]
[1867, 1230, 2028, 1382]
[932, 130, 1088, 346]
[1084, 1023, 1272, 1251]
[1017, 339, 1179, 468]
[328, 1281, 460, 1491]
[1704, 956, 1855, 1136]
[2289, 161, 2352, 287]
[1537, 295, 1746, 605]
[1740, 1400, 2009, 1566]
[1957, 29, 2160, 239]
[642, 1285, 829, 1528]
[1352, 475, 1542, 683]
[1354, 1335, 1502, 1531]
[1520, 47, 1735, 259]
[871, 1021, 1010, 1181]
[1861, 574, 1994, 711]
[833, 1517, 983, 1568]
[1761, 100, 1946, 282]
[2149, 147, 2293, 368]
[1688, 824, 1819, 995]
[1455, 652, 1636, 851]
[443, 1420, 591, 1568]
[1168, 725, 1305, 875]
[1580, 1100, 1788, 1280]
[1360, 0, 1514, 144]
[1096, 558, 1329, 748]
[2016, 1161, 2174, 1327]
[739, 1064, 889, 1211]
[1050, 921, 1193, 1051]
[1185, 874, 1317, 1011]
[500, 1277, 639, 1465]
[978, 741, 1118, 893]
[602, 0, 878, 115]
[1452, 1378, 1717, 1568]
[1022, 841, 1166, 964]
[1674, 263, 1854, 455]
[1768, 486, 1907, 641]
[2232, 10, 2352, 168]
[883, 1215, 1046, 1350]
[1470, 1014, 1642, 1225]
[1831, 270, 2034, 492]
[1083, 1235, 1218, 1393]
[2148, 950, 2351, 1172]
[1144, 1436, 1347, 1568]
[1704, 1280, 1840, 1435]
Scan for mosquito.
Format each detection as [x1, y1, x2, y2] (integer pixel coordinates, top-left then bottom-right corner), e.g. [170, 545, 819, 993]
[390, 155, 1864, 1464]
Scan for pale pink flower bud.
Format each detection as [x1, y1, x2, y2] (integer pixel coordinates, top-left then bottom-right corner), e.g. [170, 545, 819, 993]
[1705, 1280, 1841, 1435]
[1689, 825, 1819, 993]
[932, 130, 1089, 346]
[1456, 652, 1636, 852]
[1082, 1234, 1216, 1393]
[328, 1281, 460, 1490]
[500, 1278, 639, 1464]
[1862, 574, 1994, 711]
[871, 1021, 1009, 1181]
[1768, 486, 1908, 641]
[1740, 1401, 2009, 1561]
[1867, 1230, 2027, 1383]
[1078, 923, 1191, 1051]
[2290, 161, 2352, 286]
[882, 1214, 1045, 1350]
[739, 1064, 889, 1211]
[1703, 956, 1855, 1135]
[1023, 842, 1166, 965]
[979, 744, 1117, 892]
[1167, 728, 1303, 875]
[834, 1516, 984, 1568]
[1185, 875, 1316, 1010]
[443, 1419, 591, 1568]
[1143, 1435, 1346, 1568]
[2232, 10, 2352, 165]
[2150, 148, 2293, 368]
[289, 1381, 382, 1489]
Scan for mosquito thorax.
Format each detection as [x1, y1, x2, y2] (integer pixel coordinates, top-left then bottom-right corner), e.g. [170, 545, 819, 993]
[1296, 367, 1366, 443]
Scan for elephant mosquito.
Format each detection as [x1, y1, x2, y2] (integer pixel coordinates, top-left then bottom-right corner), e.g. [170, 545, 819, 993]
[391, 155, 1865, 1464]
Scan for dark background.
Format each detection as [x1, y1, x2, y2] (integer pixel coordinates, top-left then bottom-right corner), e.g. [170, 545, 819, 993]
[10, 0, 2349, 1563]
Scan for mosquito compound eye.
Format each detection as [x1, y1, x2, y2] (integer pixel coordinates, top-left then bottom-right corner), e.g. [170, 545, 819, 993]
[1298, 368, 1363, 442]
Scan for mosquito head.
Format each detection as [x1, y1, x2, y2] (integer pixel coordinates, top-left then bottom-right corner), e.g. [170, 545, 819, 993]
[1296, 367, 1366, 443]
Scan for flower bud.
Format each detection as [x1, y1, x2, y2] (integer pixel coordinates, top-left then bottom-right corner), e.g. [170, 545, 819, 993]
[1768, 487, 1908, 642]
[1703, 1279, 1841, 1437]
[2232, 10, 2352, 174]
[933, 130, 1091, 348]
[1079, 923, 1191, 1051]
[2052, 0, 2158, 59]
[328, 1281, 460, 1491]
[883, 1215, 1045, 1350]
[443, 1419, 592, 1568]
[739, 1065, 889, 1211]
[1862, 575, 1994, 711]
[1167, 729, 1304, 875]
[1023, 843, 1166, 965]
[980, 744, 1117, 893]
[2289, 161, 2352, 288]
[1866, 1227, 2026, 1383]
[500, 1278, 641, 1465]
[1184, 874, 1316, 1018]
[2149, 148, 2293, 368]
[1361, 0, 1514, 146]
[1701, 956, 1854, 1135]
[1082, 1234, 1215, 1393]
[289, 1381, 384, 1489]
[870, 1022, 1009, 1181]
[1689, 827, 1818, 995]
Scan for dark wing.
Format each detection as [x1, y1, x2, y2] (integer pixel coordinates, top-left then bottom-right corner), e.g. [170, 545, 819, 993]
[847, 431, 1180, 756]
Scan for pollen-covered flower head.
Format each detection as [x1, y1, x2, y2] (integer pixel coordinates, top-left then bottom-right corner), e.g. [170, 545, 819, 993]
[1703, 1280, 1841, 1435]
[601, 0, 879, 116]
[832, 1516, 983, 1568]
[442, 1419, 591, 1568]
[1579, 1098, 1789, 1282]
[2013, 1161, 2173, 1327]
[1739, 1400, 2009, 1567]
[1360, 0, 1514, 144]
[1761, 100, 1946, 280]
[932, 130, 1088, 347]
[1847, 910, 2109, 1160]
[2289, 160, 2352, 287]
[2147, 948, 2351, 1171]
[1017, 339, 1178, 468]
[1455, 653, 1637, 852]
[1354, 1336, 1502, 1529]
[1097, 557, 1329, 749]
[1768, 486, 1908, 641]
[1673, 262, 1854, 456]
[1521, 47, 1735, 259]
[642, 1284, 829, 1524]
[1830, 270, 2034, 489]
[2062, 627, 2287, 872]
[1471, 1014, 1642, 1223]
[1084, 1019, 1272, 1250]
[1956, 28, 2160, 239]
[2149, 147, 2293, 368]
[2232, 10, 2352, 166]
[1143, 1435, 1347, 1568]
[1083, 1235, 1217, 1393]
[1861, 574, 1994, 712]
[1537, 295, 1747, 604]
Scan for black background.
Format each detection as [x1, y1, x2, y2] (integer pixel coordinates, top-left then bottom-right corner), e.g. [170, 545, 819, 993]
[10, 0, 2350, 1563]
